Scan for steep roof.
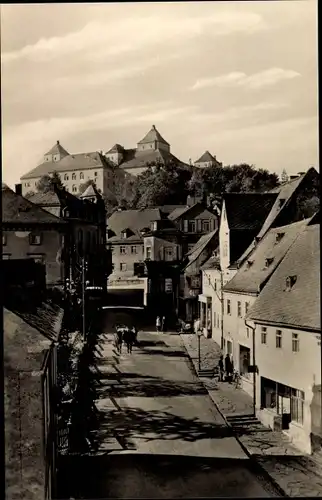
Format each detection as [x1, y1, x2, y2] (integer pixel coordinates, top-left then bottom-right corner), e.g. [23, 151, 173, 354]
[21, 151, 110, 180]
[137, 125, 170, 146]
[44, 140, 69, 158]
[27, 191, 61, 206]
[2, 186, 64, 225]
[224, 218, 311, 294]
[201, 253, 220, 271]
[107, 208, 163, 241]
[80, 183, 100, 199]
[247, 223, 320, 331]
[195, 151, 216, 163]
[224, 193, 278, 231]
[168, 202, 212, 221]
[106, 144, 124, 154]
[184, 230, 218, 270]
[235, 167, 319, 266]
[119, 148, 185, 171]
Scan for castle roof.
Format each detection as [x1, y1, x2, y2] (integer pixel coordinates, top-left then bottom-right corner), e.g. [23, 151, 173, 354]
[137, 125, 170, 146]
[21, 151, 110, 180]
[195, 151, 216, 163]
[44, 140, 69, 158]
[106, 144, 124, 154]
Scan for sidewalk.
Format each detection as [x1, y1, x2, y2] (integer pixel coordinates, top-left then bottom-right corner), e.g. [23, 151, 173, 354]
[181, 333, 322, 497]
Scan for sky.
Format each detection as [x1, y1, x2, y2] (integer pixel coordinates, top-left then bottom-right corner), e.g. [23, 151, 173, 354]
[1, 1, 318, 188]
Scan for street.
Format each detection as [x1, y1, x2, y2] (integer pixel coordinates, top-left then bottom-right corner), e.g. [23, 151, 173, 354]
[57, 309, 282, 498]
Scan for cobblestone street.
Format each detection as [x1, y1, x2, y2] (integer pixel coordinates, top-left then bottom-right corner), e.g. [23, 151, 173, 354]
[181, 333, 322, 497]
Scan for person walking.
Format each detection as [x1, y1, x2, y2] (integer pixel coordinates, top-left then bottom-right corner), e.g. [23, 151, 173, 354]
[115, 327, 123, 354]
[156, 316, 161, 333]
[161, 315, 166, 333]
[123, 328, 133, 354]
[131, 325, 138, 346]
[225, 353, 232, 380]
[218, 355, 224, 381]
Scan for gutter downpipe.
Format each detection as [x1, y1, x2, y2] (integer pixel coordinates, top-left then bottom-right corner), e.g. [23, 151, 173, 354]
[245, 318, 257, 417]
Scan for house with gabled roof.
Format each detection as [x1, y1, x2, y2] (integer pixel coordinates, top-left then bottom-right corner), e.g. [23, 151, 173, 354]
[246, 220, 320, 455]
[20, 140, 123, 199]
[194, 150, 222, 169]
[105, 125, 189, 177]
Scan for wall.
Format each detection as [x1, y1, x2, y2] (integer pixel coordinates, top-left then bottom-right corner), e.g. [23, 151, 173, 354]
[2, 229, 63, 285]
[144, 236, 181, 262]
[255, 324, 321, 454]
[219, 202, 230, 270]
[109, 241, 144, 280]
[223, 291, 257, 396]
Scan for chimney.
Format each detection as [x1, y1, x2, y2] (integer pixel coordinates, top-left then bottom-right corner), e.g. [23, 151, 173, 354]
[152, 124, 156, 130]
[57, 140, 60, 145]
[186, 195, 194, 207]
[289, 175, 299, 180]
[15, 183, 22, 196]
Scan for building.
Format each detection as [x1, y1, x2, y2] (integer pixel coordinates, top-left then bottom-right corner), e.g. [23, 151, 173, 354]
[222, 218, 311, 398]
[20, 141, 123, 198]
[179, 230, 219, 326]
[105, 125, 189, 176]
[194, 151, 222, 169]
[168, 198, 219, 251]
[106, 208, 165, 305]
[247, 220, 320, 455]
[199, 193, 277, 344]
[2, 184, 67, 286]
[3, 184, 111, 290]
[4, 270, 64, 499]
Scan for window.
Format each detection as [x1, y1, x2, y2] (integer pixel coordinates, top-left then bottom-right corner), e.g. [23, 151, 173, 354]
[292, 333, 300, 352]
[64, 174, 69, 180]
[72, 173, 76, 180]
[265, 257, 274, 268]
[94, 172, 98, 177]
[213, 311, 216, 326]
[111, 263, 115, 272]
[2, 254, 11, 260]
[2, 234, 7, 246]
[202, 220, 210, 232]
[245, 302, 249, 315]
[165, 247, 173, 260]
[246, 328, 250, 338]
[80, 172, 84, 180]
[120, 246, 126, 254]
[286, 275, 297, 291]
[29, 233, 42, 245]
[188, 220, 196, 232]
[120, 263, 127, 271]
[261, 327, 267, 344]
[226, 299, 231, 315]
[131, 246, 137, 254]
[237, 301, 242, 317]
[276, 329, 282, 348]
[72, 185, 77, 193]
[291, 389, 304, 424]
[146, 246, 152, 259]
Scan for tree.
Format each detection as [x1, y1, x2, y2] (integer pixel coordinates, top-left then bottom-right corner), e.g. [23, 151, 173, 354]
[36, 171, 63, 193]
[281, 168, 289, 184]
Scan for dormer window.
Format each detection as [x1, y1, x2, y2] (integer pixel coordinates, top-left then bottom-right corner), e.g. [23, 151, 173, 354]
[247, 260, 254, 268]
[254, 236, 260, 246]
[122, 230, 128, 239]
[265, 257, 274, 268]
[275, 232, 285, 244]
[285, 275, 297, 291]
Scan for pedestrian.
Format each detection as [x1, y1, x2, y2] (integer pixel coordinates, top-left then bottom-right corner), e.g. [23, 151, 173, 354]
[131, 325, 138, 346]
[225, 353, 233, 380]
[123, 328, 133, 354]
[116, 327, 123, 353]
[218, 355, 224, 381]
[161, 315, 166, 332]
[156, 316, 161, 333]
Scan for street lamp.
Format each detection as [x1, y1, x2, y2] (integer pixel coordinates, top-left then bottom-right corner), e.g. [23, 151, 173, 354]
[197, 327, 203, 372]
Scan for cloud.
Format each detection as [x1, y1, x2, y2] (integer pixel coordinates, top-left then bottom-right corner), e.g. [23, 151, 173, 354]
[191, 67, 301, 90]
[2, 10, 266, 64]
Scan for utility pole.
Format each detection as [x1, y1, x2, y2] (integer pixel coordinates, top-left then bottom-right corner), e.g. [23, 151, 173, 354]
[245, 319, 257, 417]
[82, 257, 86, 342]
[207, 267, 224, 349]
